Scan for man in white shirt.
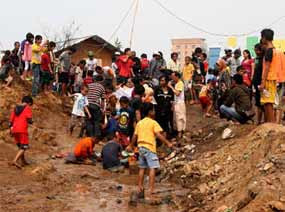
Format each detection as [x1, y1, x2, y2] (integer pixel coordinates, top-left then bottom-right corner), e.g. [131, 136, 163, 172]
[167, 52, 181, 73]
[168, 72, 186, 139]
[85, 51, 97, 75]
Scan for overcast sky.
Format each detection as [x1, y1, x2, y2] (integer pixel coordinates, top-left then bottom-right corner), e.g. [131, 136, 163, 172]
[1, 0, 285, 58]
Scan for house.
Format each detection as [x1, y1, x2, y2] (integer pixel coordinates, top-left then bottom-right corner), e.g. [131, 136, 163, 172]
[171, 38, 207, 65]
[56, 35, 120, 66]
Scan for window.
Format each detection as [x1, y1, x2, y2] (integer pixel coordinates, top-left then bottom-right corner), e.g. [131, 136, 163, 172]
[192, 45, 196, 49]
[176, 45, 181, 49]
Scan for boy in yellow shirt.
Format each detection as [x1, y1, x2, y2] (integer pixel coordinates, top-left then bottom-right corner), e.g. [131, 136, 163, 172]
[31, 35, 46, 97]
[127, 103, 173, 199]
[182, 56, 195, 105]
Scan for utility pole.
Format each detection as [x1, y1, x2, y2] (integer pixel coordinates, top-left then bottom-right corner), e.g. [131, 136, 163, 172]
[129, 0, 139, 48]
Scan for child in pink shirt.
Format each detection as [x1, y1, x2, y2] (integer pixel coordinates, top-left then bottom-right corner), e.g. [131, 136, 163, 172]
[21, 33, 34, 80]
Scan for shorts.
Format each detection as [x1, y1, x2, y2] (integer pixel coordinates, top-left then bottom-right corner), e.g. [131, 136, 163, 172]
[41, 71, 52, 85]
[138, 147, 160, 169]
[14, 133, 29, 149]
[69, 115, 85, 130]
[254, 85, 262, 108]
[17, 143, 29, 150]
[117, 132, 130, 148]
[276, 82, 285, 110]
[65, 152, 83, 164]
[24, 61, 31, 71]
[59, 72, 69, 84]
[199, 96, 211, 109]
[0, 73, 8, 81]
[261, 80, 277, 104]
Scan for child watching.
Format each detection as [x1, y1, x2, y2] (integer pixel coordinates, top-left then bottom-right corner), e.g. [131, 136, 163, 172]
[83, 70, 94, 85]
[41, 48, 53, 94]
[182, 56, 195, 105]
[74, 60, 86, 93]
[199, 80, 213, 118]
[65, 137, 98, 165]
[237, 65, 251, 87]
[104, 111, 118, 136]
[118, 96, 135, 149]
[0, 58, 13, 88]
[101, 133, 123, 172]
[69, 86, 91, 136]
[21, 33, 34, 81]
[127, 103, 173, 199]
[9, 96, 33, 169]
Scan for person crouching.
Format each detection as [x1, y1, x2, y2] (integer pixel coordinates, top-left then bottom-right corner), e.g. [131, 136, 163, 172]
[65, 137, 98, 165]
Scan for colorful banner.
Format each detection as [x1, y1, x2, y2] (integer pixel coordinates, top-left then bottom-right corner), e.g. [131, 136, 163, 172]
[273, 40, 285, 52]
[280, 40, 285, 52]
[273, 40, 282, 50]
[227, 37, 237, 48]
[246, 36, 259, 57]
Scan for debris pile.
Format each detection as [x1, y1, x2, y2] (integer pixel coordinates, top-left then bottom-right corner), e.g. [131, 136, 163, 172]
[160, 123, 285, 212]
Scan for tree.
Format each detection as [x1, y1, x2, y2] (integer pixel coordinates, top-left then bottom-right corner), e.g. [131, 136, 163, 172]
[42, 21, 81, 51]
[114, 37, 123, 50]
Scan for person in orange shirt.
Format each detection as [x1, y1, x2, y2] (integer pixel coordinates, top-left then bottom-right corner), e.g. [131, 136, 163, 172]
[65, 137, 98, 165]
[259, 29, 278, 123]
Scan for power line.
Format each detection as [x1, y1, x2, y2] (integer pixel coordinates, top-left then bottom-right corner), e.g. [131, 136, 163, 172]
[55, 0, 137, 52]
[152, 0, 285, 37]
[95, 0, 137, 55]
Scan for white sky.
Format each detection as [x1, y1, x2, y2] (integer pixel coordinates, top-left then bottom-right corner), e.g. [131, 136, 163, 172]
[1, 0, 285, 58]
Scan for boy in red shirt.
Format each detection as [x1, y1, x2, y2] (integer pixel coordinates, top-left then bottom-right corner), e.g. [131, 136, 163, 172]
[41, 49, 53, 94]
[83, 71, 94, 85]
[10, 96, 33, 169]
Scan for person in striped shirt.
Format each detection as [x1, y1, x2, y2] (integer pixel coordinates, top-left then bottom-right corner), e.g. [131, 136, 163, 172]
[86, 75, 106, 138]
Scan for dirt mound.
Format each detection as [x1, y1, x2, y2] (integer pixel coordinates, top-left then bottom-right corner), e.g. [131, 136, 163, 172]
[163, 123, 285, 212]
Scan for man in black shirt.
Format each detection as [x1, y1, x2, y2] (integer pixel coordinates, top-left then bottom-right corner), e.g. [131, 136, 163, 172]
[252, 43, 264, 125]
[192, 47, 206, 77]
[154, 75, 174, 135]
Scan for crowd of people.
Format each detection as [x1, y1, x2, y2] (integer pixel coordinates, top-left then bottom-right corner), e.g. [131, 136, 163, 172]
[5, 28, 285, 199]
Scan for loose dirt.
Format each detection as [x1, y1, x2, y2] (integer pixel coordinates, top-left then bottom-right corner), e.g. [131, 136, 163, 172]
[1, 79, 285, 212]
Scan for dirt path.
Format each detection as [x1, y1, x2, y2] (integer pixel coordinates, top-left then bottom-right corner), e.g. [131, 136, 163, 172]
[0, 102, 188, 212]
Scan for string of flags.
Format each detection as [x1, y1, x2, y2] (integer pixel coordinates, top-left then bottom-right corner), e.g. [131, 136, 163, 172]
[226, 36, 285, 57]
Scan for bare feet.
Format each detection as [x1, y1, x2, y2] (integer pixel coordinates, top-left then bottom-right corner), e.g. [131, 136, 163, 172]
[21, 159, 30, 166]
[12, 162, 22, 169]
[205, 113, 212, 118]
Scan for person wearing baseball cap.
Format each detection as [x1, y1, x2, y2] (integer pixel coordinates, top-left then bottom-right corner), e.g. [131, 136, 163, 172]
[86, 51, 97, 75]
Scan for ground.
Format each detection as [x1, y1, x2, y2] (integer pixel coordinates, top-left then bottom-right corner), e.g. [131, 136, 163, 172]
[1, 79, 285, 212]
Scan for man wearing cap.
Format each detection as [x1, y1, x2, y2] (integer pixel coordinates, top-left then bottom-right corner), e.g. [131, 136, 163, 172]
[149, 52, 167, 84]
[86, 51, 97, 76]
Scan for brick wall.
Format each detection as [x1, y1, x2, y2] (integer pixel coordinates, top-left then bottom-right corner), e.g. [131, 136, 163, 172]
[71, 39, 113, 66]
